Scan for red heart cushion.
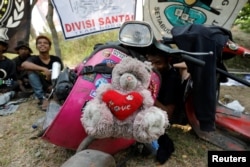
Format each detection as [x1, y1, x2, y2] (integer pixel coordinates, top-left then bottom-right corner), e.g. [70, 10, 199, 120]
[102, 90, 143, 120]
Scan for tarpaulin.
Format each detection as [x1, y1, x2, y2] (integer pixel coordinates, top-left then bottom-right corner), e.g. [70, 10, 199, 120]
[0, 0, 31, 53]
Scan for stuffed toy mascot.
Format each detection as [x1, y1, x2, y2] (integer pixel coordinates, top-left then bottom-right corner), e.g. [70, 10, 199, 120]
[81, 56, 169, 143]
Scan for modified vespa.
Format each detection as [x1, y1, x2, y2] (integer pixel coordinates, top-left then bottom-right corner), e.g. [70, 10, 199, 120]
[42, 21, 250, 155]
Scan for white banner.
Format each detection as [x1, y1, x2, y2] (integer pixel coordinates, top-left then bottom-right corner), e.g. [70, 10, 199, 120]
[143, 0, 248, 39]
[51, 0, 137, 40]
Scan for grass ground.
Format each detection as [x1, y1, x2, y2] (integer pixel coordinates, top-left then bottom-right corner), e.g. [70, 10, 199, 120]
[0, 86, 249, 167]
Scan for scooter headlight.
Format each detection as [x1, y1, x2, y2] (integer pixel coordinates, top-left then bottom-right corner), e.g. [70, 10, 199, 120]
[119, 21, 153, 47]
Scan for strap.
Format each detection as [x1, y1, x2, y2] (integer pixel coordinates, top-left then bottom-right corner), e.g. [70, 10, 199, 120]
[80, 63, 114, 75]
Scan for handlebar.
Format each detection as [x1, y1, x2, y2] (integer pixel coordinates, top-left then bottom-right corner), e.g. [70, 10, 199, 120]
[181, 54, 208, 66]
[154, 40, 212, 67]
[164, 36, 250, 59]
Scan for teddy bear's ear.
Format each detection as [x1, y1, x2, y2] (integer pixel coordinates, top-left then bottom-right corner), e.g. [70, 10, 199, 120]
[144, 61, 153, 73]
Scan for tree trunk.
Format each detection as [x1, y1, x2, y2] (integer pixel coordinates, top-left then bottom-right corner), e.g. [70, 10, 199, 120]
[30, 0, 38, 40]
[46, 0, 61, 58]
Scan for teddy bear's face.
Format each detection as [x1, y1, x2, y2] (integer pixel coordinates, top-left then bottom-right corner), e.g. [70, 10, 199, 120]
[111, 57, 152, 91]
[119, 72, 138, 91]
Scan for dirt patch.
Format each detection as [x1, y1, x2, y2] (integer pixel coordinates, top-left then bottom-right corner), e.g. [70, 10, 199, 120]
[231, 26, 250, 49]
[220, 85, 250, 113]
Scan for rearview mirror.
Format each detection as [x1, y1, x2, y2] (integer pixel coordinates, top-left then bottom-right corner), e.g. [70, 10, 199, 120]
[119, 21, 154, 47]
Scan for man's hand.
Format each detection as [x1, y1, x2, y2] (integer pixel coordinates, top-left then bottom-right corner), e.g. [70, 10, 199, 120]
[42, 68, 51, 81]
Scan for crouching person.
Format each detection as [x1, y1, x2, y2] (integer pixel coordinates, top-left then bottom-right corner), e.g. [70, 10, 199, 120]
[146, 45, 182, 164]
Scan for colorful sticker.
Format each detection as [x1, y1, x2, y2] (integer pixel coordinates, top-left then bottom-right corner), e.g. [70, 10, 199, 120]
[95, 78, 109, 88]
[89, 89, 97, 98]
[112, 49, 128, 59]
[102, 49, 112, 58]
[83, 73, 97, 82]
[101, 59, 116, 78]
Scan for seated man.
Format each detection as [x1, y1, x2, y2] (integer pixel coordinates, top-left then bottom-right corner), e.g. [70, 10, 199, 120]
[0, 39, 18, 94]
[22, 35, 64, 110]
[12, 40, 34, 97]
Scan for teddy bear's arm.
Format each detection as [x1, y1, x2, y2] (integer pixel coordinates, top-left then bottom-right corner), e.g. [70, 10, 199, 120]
[81, 98, 114, 138]
[140, 89, 155, 108]
[94, 84, 113, 101]
[133, 106, 169, 143]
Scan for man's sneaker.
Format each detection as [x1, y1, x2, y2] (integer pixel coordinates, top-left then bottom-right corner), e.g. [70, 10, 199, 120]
[37, 99, 43, 106]
[37, 96, 47, 106]
[41, 99, 49, 111]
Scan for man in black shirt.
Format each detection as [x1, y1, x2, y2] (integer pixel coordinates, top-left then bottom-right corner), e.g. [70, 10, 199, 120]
[12, 41, 33, 97]
[22, 35, 63, 110]
[0, 39, 18, 94]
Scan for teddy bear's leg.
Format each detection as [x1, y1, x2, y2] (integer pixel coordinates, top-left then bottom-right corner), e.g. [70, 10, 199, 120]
[112, 117, 135, 139]
[81, 100, 114, 138]
[133, 106, 169, 143]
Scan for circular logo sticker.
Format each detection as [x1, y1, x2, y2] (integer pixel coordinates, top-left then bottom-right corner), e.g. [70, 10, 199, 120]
[143, 0, 247, 39]
[101, 59, 116, 79]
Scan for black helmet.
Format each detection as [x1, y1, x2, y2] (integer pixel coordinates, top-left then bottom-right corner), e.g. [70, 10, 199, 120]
[14, 40, 33, 53]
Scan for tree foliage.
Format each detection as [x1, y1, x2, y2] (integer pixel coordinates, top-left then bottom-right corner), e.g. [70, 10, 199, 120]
[235, 2, 250, 32]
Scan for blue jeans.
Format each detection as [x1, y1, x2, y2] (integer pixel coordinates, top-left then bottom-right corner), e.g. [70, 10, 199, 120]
[28, 72, 49, 100]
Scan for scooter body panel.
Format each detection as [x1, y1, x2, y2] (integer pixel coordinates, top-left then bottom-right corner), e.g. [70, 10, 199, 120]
[42, 47, 161, 152]
[185, 95, 250, 150]
[216, 104, 250, 140]
[42, 48, 130, 150]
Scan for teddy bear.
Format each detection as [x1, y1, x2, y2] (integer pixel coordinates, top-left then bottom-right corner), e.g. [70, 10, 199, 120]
[81, 56, 169, 143]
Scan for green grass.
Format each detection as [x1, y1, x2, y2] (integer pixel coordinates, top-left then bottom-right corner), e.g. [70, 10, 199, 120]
[57, 30, 119, 66]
